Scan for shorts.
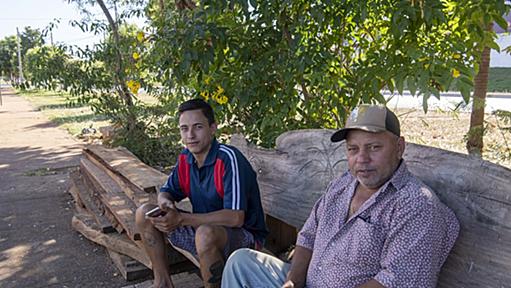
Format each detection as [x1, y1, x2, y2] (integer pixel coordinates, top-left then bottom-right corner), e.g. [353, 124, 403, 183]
[167, 225, 255, 261]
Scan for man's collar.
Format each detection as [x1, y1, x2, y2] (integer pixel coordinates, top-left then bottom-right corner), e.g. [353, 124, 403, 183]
[387, 160, 410, 190]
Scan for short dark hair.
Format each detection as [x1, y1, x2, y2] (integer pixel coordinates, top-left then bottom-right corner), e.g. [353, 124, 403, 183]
[178, 99, 216, 125]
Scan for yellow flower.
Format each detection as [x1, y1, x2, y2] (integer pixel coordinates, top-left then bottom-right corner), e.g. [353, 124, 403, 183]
[204, 76, 211, 85]
[126, 80, 141, 94]
[137, 31, 145, 42]
[200, 91, 210, 101]
[132, 52, 140, 61]
[452, 68, 461, 78]
[453, 53, 461, 59]
[211, 92, 220, 103]
[217, 95, 228, 105]
[216, 86, 224, 95]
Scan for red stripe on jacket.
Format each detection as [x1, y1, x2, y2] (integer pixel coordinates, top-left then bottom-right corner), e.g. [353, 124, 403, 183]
[178, 154, 191, 197]
[214, 159, 225, 199]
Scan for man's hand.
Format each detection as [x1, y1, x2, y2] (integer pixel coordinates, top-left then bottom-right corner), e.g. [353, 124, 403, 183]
[158, 197, 175, 212]
[149, 207, 182, 233]
[281, 280, 295, 288]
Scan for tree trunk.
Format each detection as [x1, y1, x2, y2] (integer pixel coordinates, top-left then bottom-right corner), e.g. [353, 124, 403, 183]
[466, 26, 492, 157]
[96, 0, 136, 130]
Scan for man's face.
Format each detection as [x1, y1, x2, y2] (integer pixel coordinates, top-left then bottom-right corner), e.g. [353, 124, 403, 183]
[346, 130, 405, 191]
[179, 109, 217, 158]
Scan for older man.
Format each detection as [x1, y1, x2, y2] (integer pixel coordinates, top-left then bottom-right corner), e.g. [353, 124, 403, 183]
[221, 104, 459, 288]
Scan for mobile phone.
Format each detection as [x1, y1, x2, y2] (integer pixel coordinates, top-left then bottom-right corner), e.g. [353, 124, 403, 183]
[145, 207, 167, 217]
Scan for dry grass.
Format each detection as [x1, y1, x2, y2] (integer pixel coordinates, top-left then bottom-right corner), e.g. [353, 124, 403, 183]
[398, 108, 511, 169]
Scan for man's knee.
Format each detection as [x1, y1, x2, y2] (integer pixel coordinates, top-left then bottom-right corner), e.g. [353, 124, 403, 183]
[195, 224, 225, 254]
[225, 248, 254, 267]
[135, 203, 157, 227]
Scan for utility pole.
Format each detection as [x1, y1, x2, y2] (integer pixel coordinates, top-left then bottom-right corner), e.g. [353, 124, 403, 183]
[16, 27, 24, 84]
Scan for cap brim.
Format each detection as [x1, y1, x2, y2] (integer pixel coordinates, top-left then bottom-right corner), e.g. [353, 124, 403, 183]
[331, 126, 388, 142]
[331, 129, 349, 142]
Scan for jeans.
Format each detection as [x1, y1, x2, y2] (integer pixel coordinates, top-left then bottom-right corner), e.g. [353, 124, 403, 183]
[221, 248, 291, 288]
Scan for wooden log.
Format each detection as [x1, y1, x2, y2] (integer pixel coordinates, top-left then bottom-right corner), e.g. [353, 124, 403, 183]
[71, 214, 152, 268]
[83, 151, 157, 207]
[84, 145, 168, 194]
[229, 130, 511, 288]
[70, 170, 116, 233]
[80, 157, 138, 240]
[107, 249, 152, 281]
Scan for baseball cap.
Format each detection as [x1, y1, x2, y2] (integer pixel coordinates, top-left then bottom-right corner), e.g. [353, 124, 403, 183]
[331, 104, 400, 142]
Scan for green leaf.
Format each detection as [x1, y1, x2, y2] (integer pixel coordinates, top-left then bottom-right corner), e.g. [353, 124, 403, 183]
[494, 14, 508, 31]
[407, 76, 417, 96]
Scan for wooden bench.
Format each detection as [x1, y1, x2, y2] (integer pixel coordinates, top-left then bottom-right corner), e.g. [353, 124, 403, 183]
[229, 129, 511, 288]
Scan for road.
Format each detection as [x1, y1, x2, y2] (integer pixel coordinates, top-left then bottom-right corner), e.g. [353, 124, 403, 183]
[0, 87, 130, 288]
[384, 91, 511, 113]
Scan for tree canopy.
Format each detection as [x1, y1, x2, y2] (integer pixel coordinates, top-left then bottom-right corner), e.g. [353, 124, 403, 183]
[3, 0, 509, 164]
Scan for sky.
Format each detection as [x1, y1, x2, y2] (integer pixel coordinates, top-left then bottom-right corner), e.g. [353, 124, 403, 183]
[0, 0, 510, 66]
[0, 0, 105, 48]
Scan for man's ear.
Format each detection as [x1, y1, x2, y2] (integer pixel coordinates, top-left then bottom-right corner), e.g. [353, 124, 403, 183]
[397, 136, 405, 158]
[210, 122, 218, 135]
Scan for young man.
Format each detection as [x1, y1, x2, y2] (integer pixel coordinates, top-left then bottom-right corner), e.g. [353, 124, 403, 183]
[135, 99, 268, 288]
[221, 104, 460, 288]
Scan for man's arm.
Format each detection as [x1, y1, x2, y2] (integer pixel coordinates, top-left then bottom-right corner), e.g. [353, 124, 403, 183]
[373, 197, 459, 287]
[153, 193, 245, 232]
[282, 245, 313, 288]
[179, 209, 244, 228]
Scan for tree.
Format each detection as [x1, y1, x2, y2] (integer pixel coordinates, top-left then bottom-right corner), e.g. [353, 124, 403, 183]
[467, 8, 511, 156]
[18, 0, 510, 165]
[19, 27, 45, 57]
[0, 36, 18, 81]
[143, 0, 509, 146]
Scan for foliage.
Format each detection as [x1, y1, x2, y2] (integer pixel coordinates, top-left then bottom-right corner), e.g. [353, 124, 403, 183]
[3, 0, 510, 165]
[0, 36, 18, 79]
[141, 0, 509, 146]
[0, 27, 45, 81]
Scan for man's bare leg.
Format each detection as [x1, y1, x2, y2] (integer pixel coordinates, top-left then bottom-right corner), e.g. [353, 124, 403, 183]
[195, 224, 228, 288]
[135, 204, 174, 288]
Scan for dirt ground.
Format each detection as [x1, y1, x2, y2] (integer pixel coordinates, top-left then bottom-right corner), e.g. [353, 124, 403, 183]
[0, 87, 135, 287]
[397, 108, 511, 169]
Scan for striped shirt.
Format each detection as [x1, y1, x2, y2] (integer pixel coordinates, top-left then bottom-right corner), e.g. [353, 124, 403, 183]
[160, 139, 268, 242]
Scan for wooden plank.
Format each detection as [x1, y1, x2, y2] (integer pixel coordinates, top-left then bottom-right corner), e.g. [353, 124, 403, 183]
[71, 214, 152, 268]
[107, 249, 152, 281]
[80, 169, 125, 234]
[229, 130, 511, 288]
[85, 145, 168, 194]
[68, 177, 86, 210]
[80, 157, 138, 240]
[70, 170, 116, 233]
[83, 151, 157, 206]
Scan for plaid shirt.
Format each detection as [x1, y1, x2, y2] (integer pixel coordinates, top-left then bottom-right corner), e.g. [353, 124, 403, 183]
[297, 162, 459, 288]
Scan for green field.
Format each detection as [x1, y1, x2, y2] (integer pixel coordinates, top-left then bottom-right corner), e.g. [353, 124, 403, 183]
[18, 89, 110, 136]
[487, 67, 511, 92]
